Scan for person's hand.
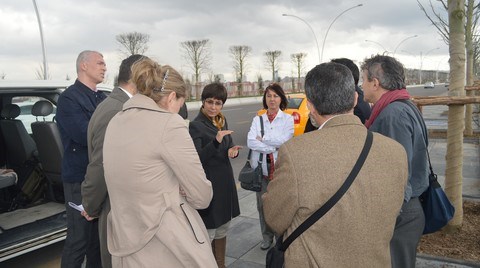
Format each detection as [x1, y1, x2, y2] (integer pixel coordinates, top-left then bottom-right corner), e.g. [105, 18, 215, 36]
[228, 145, 243, 158]
[256, 136, 263, 141]
[81, 210, 95, 221]
[216, 130, 234, 143]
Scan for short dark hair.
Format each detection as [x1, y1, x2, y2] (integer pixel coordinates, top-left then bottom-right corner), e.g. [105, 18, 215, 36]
[331, 58, 359, 85]
[201, 83, 228, 104]
[118, 54, 146, 84]
[262, 83, 288, 110]
[360, 55, 406, 90]
[305, 62, 355, 115]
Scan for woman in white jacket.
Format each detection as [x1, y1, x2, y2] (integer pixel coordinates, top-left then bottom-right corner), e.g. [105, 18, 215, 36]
[247, 83, 294, 250]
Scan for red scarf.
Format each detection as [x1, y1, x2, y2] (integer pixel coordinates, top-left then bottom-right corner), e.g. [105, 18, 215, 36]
[365, 88, 411, 128]
[267, 110, 277, 123]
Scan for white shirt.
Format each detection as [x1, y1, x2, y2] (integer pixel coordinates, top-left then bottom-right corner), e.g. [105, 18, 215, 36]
[247, 110, 294, 176]
[119, 87, 133, 98]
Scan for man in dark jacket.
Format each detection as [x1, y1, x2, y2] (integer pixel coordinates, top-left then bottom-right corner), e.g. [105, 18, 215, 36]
[331, 58, 371, 124]
[81, 54, 145, 268]
[56, 50, 107, 268]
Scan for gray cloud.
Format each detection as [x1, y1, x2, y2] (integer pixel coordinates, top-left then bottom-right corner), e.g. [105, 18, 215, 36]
[0, 0, 449, 82]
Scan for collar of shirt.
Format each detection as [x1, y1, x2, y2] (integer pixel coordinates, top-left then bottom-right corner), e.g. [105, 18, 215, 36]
[118, 87, 133, 98]
[318, 114, 350, 130]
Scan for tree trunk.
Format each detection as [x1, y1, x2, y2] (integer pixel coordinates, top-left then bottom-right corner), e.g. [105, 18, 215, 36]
[445, 0, 465, 231]
[464, 0, 474, 135]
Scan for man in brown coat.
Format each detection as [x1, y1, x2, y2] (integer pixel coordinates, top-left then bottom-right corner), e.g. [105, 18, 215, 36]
[263, 62, 408, 267]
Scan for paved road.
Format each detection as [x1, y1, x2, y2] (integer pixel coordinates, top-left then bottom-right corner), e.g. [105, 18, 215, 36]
[1, 84, 453, 267]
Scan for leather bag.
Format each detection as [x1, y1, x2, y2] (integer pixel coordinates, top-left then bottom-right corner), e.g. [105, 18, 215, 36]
[238, 115, 264, 192]
[396, 99, 455, 234]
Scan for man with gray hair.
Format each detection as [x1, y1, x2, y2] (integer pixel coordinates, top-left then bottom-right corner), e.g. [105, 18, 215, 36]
[56, 50, 107, 267]
[361, 55, 429, 268]
[263, 62, 408, 267]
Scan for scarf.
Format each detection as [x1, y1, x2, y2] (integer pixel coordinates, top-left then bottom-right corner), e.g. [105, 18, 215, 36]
[201, 108, 225, 130]
[266, 110, 278, 123]
[365, 88, 411, 128]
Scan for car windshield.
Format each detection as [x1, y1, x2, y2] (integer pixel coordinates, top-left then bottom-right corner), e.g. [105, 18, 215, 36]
[287, 98, 303, 109]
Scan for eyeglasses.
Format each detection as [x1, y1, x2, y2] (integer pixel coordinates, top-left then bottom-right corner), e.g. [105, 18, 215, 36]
[204, 99, 223, 107]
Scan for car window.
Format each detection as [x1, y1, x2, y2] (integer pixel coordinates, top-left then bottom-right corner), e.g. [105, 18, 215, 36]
[12, 96, 56, 134]
[287, 98, 303, 109]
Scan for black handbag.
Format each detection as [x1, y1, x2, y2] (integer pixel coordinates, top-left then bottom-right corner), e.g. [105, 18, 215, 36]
[266, 131, 374, 268]
[397, 100, 455, 234]
[239, 116, 264, 192]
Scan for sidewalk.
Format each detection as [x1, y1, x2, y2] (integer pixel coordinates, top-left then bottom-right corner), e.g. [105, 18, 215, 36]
[224, 104, 480, 267]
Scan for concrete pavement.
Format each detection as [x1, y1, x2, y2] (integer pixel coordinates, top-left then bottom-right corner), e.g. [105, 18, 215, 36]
[223, 103, 480, 267]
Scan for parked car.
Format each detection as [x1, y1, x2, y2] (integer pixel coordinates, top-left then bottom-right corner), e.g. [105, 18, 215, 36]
[257, 93, 309, 136]
[0, 80, 111, 262]
[424, 81, 435, 88]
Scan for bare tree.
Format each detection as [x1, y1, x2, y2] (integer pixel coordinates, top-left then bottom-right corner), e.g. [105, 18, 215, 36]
[0, 72, 6, 80]
[291, 53, 307, 92]
[264, 50, 282, 81]
[417, 0, 480, 134]
[257, 74, 264, 95]
[115, 32, 150, 56]
[445, 0, 466, 231]
[229, 45, 252, 96]
[180, 39, 211, 100]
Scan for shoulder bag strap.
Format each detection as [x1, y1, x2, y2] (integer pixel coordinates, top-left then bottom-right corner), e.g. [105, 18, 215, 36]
[247, 115, 265, 162]
[395, 99, 434, 174]
[280, 131, 374, 251]
[258, 115, 264, 162]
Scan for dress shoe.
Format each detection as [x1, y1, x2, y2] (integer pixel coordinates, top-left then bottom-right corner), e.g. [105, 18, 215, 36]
[260, 240, 272, 250]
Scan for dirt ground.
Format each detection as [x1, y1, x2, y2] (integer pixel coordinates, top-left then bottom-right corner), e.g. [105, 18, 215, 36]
[417, 200, 480, 263]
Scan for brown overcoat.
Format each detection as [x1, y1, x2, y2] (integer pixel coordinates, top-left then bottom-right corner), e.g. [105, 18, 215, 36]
[263, 115, 408, 268]
[103, 94, 216, 267]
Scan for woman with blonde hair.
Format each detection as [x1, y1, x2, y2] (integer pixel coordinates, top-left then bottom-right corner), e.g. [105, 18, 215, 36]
[103, 58, 216, 267]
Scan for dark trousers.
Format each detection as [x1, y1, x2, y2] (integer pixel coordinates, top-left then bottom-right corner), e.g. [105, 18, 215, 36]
[390, 197, 425, 268]
[61, 182, 102, 268]
[256, 176, 274, 243]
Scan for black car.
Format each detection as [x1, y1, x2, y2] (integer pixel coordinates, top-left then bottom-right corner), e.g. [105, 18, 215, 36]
[0, 81, 111, 262]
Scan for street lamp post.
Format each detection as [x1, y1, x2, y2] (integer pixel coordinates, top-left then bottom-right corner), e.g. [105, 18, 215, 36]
[282, 14, 321, 64]
[365, 40, 388, 54]
[320, 4, 363, 62]
[32, 0, 47, 80]
[393, 35, 418, 56]
[419, 47, 439, 84]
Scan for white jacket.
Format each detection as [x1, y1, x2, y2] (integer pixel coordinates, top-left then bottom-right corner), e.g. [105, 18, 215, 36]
[247, 110, 294, 176]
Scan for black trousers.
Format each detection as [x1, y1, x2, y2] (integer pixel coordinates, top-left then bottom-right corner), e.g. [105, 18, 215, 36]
[61, 182, 101, 268]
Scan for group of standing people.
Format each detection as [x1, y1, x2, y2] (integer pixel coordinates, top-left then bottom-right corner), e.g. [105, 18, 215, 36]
[55, 50, 428, 268]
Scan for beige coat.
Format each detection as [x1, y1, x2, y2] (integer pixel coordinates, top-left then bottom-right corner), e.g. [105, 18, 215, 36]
[103, 94, 216, 267]
[263, 115, 408, 268]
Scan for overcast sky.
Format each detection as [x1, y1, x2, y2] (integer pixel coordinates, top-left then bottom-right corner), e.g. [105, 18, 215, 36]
[0, 0, 449, 85]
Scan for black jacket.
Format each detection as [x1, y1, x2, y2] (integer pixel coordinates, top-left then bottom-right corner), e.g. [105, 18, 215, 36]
[189, 112, 240, 229]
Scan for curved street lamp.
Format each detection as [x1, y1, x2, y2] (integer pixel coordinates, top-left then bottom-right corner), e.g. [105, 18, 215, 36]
[320, 4, 363, 62]
[32, 0, 47, 80]
[365, 40, 388, 54]
[282, 13, 321, 64]
[393, 35, 418, 56]
[419, 47, 440, 84]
